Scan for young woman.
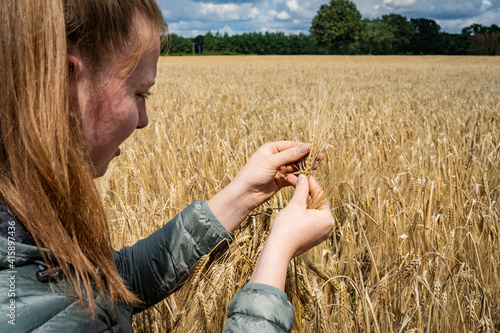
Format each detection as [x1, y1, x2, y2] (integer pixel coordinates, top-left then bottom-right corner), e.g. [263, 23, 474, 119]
[0, 0, 334, 332]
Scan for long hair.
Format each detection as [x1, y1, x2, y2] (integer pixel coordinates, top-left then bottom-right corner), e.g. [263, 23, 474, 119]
[65, 0, 166, 78]
[0, 0, 165, 315]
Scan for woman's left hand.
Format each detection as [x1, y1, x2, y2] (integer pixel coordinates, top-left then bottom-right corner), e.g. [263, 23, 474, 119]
[233, 141, 321, 206]
[207, 141, 323, 232]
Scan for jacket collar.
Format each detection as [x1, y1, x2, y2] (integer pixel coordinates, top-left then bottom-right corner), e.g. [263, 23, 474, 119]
[0, 199, 35, 245]
[0, 199, 46, 270]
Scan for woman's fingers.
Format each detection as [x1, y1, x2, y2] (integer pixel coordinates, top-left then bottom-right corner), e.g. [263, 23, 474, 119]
[268, 175, 334, 259]
[308, 176, 330, 210]
[289, 174, 309, 207]
[284, 173, 298, 187]
[266, 141, 303, 153]
[261, 141, 325, 173]
[278, 164, 301, 175]
[269, 143, 310, 169]
[285, 175, 329, 209]
[277, 159, 322, 177]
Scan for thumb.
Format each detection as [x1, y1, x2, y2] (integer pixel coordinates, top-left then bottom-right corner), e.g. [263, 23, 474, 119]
[290, 174, 310, 207]
[270, 143, 310, 169]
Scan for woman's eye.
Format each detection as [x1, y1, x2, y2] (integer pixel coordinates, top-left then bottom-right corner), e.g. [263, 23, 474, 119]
[138, 91, 152, 100]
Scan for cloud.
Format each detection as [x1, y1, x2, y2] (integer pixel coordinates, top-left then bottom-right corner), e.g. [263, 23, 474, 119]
[360, 0, 490, 20]
[198, 3, 261, 21]
[160, 0, 500, 37]
[392, 0, 482, 20]
[438, 5, 500, 32]
[382, 0, 416, 9]
[189, 0, 259, 3]
[276, 10, 291, 20]
[272, 0, 323, 18]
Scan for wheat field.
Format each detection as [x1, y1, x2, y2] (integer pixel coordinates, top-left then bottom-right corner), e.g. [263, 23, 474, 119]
[99, 56, 500, 332]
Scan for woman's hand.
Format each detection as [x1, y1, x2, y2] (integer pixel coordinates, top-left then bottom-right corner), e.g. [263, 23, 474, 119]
[233, 141, 323, 206]
[208, 141, 322, 232]
[249, 174, 334, 290]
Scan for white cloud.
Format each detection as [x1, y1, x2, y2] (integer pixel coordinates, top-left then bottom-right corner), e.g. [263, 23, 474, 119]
[248, 8, 261, 19]
[160, 0, 500, 37]
[480, 0, 492, 11]
[199, 3, 241, 21]
[284, 0, 320, 18]
[361, 0, 485, 20]
[382, 0, 416, 8]
[221, 25, 236, 35]
[439, 6, 500, 32]
[276, 10, 291, 20]
[286, 0, 301, 12]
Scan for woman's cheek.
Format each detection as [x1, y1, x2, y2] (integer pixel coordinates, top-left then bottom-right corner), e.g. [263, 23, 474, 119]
[120, 105, 141, 142]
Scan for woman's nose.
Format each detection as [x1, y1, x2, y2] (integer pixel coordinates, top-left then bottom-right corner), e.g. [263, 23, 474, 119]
[137, 107, 149, 129]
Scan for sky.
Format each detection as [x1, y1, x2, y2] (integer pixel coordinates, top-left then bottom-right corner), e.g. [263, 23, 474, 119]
[159, 0, 500, 37]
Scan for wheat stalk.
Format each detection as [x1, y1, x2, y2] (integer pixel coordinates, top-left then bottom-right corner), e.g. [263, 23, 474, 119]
[93, 56, 500, 333]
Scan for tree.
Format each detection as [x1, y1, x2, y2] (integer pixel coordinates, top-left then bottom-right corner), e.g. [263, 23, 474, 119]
[438, 32, 476, 55]
[410, 18, 441, 54]
[310, 0, 364, 54]
[362, 18, 394, 54]
[462, 23, 487, 36]
[381, 14, 415, 54]
[203, 31, 219, 53]
[192, 35, 205, 54]
[163, 34, 192, 55]
[463, 24, 500, 55]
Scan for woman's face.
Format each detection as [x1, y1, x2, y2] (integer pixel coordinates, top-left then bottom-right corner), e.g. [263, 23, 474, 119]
[70, 26, 160, 177]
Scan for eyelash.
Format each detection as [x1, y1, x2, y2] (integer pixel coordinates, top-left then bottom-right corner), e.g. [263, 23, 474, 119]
[138, 91, 152, 100]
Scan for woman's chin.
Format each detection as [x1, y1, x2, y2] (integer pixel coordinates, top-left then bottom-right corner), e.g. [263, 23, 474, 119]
[92, 166, 108, 178]
[90, 148, 122, 178]
[92, 160, 112, 178]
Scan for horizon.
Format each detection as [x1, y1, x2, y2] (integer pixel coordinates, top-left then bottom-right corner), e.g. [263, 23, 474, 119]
[160, 0, 500, 38]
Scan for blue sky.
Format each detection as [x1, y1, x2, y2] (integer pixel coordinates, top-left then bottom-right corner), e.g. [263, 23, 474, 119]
[159, 0, 500, 37]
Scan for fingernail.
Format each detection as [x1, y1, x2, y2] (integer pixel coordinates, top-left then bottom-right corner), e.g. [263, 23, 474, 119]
[297, 174, 306, 184]
[299, 143, 310, 154]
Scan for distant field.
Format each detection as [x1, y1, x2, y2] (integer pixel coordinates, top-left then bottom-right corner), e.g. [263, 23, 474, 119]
[100, 56, 500, 332]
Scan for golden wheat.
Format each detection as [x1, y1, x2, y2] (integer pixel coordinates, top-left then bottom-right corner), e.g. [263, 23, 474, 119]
[98, 55, 500, 332]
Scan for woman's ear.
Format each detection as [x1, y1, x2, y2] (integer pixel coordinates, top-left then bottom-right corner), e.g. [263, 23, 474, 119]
[68, 53, 84, 115]
[68, 54, 81, 80]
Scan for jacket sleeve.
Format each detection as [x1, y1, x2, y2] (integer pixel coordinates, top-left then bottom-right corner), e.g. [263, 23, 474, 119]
[223, 283, 295, 333]
[114, 200, 233, 313]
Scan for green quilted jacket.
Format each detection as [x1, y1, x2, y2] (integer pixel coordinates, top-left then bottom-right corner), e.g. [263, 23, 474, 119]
[0, 200, 294, 332]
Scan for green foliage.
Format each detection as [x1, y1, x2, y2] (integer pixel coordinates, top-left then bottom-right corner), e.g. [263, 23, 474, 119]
[462, 23, 488, 36]
[162, 33, 193, 55]
[463, 24, 500, 55]
[381, 14, 415, 54]
[410, 18, 441, 54]
[309, 0, 364, 54]
[162, 13, 498, 56]
[362, 18, 395, 54]
[197, 31, 327, 55]
[438, 32, 477, 55]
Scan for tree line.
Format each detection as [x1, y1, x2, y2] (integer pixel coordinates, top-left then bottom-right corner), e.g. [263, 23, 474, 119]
[163, 0, 499, 56]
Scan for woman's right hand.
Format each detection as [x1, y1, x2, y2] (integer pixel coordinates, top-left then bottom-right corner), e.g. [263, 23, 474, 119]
[249, 174, 334, 290]
[268, 174, 334, 258]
